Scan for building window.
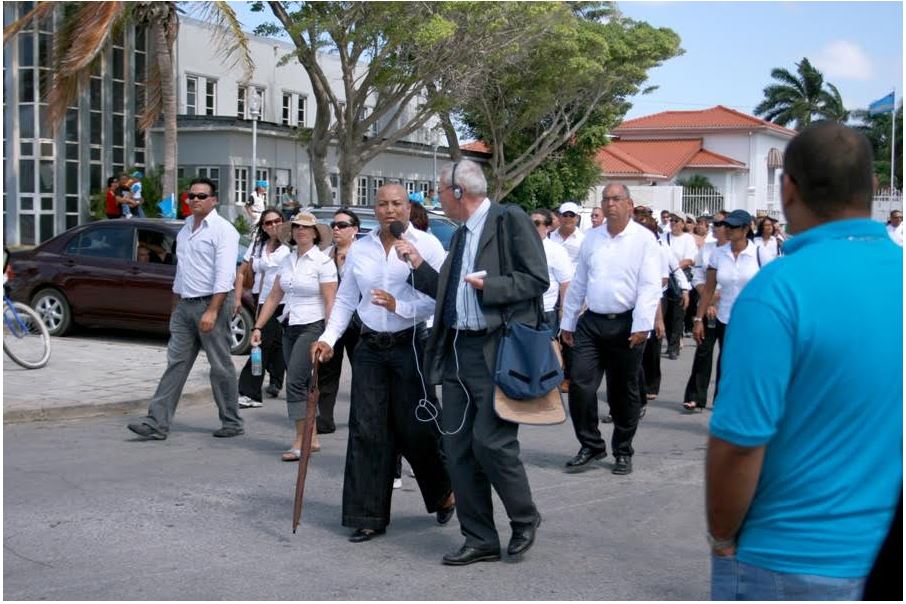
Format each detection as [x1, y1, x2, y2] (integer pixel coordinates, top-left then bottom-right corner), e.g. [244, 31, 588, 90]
[329, 173, 339, 203]
[356, 176, 369, 205]
[297, 95, 307, 127]
[197, 167, 220, 195]
[282, 92, 292, 126]
[204, 79, 216, 116]
[370, 177, 384, 204]
[419, 182, 430, 195]
[186, 76, 197, 115]
[234, 167, 248, 207]
[405, 181, 416, 195]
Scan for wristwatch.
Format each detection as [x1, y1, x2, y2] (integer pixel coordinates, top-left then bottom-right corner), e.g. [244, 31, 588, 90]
[707, 533, 736, 550]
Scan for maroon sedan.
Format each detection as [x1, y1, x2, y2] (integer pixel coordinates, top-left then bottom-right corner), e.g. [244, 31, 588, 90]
[6, 218, 255, 354]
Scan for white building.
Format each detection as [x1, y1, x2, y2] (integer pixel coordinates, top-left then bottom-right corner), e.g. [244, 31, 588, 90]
[587, 105, 796, 217]
[2, 9, 479, 245]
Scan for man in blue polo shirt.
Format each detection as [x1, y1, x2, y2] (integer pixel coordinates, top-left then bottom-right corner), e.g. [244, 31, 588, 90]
[705, 121, 902, 600]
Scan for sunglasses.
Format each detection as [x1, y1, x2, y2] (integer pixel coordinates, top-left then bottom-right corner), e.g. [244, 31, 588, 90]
[262, 218, 283, 227]
[330, 221, 353, 230]
[533, 219, 548, 227]
[669, 218, 682, 223]
[561, 212, 577, 218]
[186, 192, 212, 200]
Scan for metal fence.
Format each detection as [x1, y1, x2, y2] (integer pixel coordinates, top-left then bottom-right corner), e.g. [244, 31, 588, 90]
[872, 189, 903, 223]
[681, 188, 725, 218]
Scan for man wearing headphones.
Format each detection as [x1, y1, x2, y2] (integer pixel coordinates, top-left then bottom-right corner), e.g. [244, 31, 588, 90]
[395, 160, 549, 566]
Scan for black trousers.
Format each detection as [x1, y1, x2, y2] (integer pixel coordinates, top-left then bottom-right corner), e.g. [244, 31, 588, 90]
[682, 320, 726, 407]
[237, 304, 284, 402]
[664, 295, 685, 356]
[316, 314, 361, 432]
[441, 332, 538, 550]
[342, 336, 451, 531]
[568, 311, 644, 457]
[684, 287, 699, 334]
[641, 331, 661, 396]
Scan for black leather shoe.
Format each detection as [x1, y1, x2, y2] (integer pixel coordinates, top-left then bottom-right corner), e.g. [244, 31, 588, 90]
[441, 545, 501, 566]
[265, 384, 280, 397]
[565, 447, 607, 472]
[507, 513, 541, 556]
[127, 422, 167, 440]
[316, 421, 336, 435]
[436, 504, 455, 525]
[348, 528, 385, 543]
[601, 414, 613, 424]
[668, 352, 679, 360]
[212, 426, 244, 438]
[612, 455, 633, 475]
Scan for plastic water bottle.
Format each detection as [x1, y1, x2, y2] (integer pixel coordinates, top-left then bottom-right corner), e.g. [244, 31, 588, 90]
[251, 346, 263, 376]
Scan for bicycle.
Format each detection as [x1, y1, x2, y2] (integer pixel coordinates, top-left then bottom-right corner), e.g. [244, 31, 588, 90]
[3, 249, 51, 369]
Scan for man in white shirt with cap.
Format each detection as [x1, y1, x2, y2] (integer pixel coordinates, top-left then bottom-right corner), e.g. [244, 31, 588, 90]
[549, 201, 585, 267]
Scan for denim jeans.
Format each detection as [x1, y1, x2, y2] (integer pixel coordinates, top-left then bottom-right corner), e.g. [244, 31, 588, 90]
[711, 555, 865, 600]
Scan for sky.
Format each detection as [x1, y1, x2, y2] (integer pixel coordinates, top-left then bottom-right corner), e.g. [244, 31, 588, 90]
[228, 1, 904, 123]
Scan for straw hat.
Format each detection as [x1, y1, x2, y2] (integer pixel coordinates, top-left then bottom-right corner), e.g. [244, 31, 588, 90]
[278, 211, 332, 250]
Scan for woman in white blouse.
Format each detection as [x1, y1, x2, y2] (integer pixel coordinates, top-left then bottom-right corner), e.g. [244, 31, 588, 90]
[753, 216, 783, 265]
[235, 208, 291, 408]
[251, 212, 338, 460]
[690, 209, 760, 411]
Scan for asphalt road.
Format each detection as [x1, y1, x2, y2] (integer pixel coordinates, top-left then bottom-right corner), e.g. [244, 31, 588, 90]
[4, 336, 713, 600]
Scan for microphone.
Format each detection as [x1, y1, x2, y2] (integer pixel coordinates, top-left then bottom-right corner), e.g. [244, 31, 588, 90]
[388, 220, 411, 265]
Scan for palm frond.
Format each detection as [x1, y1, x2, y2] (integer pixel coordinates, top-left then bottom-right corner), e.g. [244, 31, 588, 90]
[3, 1, 55, 46]
[188, 1, 255, 81]
[57, 2, 125, 75]
[138, 57, 163, 130]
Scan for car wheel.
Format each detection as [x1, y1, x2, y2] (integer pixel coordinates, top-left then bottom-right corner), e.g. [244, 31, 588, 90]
[231, 306, 252, 355]
[31, 288, 73, 336]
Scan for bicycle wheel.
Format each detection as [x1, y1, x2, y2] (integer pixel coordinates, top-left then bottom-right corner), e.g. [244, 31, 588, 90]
[3, 301, 51, 369]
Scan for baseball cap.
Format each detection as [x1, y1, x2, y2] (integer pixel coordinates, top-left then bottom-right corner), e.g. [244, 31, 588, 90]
[669, 210, 688, 222]
[559, 201, 580, 215]
[131, 171, 143, 179]
[723, 209, 753, 227]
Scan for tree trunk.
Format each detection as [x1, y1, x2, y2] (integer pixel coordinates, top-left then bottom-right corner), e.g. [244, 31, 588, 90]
[309, 144, 332, 205]
[153, 22, 177, 201]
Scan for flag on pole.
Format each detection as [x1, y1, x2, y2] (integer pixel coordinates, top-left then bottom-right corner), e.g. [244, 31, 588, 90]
[868, 91, 895, 115]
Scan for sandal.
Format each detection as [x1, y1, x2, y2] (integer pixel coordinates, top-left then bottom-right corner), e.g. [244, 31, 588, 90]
[682, 401, 697, 412]
[281, 448, 301, 462]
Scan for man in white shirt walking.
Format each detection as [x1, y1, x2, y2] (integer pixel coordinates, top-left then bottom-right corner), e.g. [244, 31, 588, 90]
[664, 210, 697, 359]
[886, 210, 903, 246]
[530, 208, 573, 329]
[560, 184, 661, 476]
[549, 201, 585, 266]
[128, 178, 243, 440]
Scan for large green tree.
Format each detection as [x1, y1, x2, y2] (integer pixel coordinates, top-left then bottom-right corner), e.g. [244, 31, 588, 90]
[852, 105, 904, 190]
[4, 1, 252, 200]
[754, 58, 849, 131]
[450, 2, 682, 200]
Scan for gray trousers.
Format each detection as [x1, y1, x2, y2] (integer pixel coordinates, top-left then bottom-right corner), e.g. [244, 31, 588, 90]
[143, 295, 242, 432]
[282, 320, 323, 421]
[441, 332, 537, 550]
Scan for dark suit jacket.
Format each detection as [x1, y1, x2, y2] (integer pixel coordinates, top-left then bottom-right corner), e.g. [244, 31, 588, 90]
[412, 202, 549, 385]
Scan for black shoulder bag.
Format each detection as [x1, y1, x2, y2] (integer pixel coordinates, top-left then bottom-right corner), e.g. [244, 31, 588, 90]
[493, 209, 563, 400]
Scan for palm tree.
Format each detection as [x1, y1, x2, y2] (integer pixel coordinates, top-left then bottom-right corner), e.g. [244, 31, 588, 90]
[3, 1, 253, 200]
[754, 58, 848, 131]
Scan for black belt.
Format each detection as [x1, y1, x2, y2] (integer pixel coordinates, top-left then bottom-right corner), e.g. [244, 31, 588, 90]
[587, 309, 633, 320]
[454, 328, 487, 337]
[181, 295, 213, 303]
[360, 327, 416, 349]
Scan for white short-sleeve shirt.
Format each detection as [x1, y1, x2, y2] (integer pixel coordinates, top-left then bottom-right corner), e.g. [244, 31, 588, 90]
[708, 241, 760, 324]
[541, 238, 574, 312]
[276, 246, 338, 326]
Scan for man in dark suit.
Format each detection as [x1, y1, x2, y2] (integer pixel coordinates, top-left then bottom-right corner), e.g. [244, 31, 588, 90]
[394, 159, 549, 566]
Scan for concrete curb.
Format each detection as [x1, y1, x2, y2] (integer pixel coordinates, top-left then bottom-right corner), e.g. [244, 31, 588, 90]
[3, 388, 213, 424]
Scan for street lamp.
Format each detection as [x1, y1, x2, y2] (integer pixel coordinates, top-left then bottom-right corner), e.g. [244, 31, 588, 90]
[430, 129, 441, 205]
[249, 89, 261, 189]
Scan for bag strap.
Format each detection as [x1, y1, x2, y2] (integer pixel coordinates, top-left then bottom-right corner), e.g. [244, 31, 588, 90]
[756, 245, 762, 268]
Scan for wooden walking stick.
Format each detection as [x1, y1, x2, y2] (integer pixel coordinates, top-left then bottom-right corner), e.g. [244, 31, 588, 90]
[292, 358, 320, 533]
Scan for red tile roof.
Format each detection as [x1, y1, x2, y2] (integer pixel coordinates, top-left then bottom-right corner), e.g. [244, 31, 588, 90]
[460, 140, 491, 154]
[614, 105, 797, 137]
[597, 139, 745, 179]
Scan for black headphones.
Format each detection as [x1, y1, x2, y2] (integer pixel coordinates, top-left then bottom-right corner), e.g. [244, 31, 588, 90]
[450, 162, 463, 201]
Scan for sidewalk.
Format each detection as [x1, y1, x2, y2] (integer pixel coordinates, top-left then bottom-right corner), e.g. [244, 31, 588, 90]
[3, 334, 246, 423]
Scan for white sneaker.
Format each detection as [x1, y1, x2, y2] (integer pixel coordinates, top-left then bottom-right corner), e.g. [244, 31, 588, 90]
[238, 395, 259, 408]
[247, 399, 263, 408]
[393, 478, 403, 489]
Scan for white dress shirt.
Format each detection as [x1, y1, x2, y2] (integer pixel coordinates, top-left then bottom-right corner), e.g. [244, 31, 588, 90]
[541, 237, 574, 312]
[247, 191, 266, 224]
[549, 227, 585, 268]
[173, 209, 240, 298]
[276, 246, 337, 326]
[707, 241, 760, 324]
[452, 198, 492, 330]
[319, 224, 445, 347]
[887, 224, 903, 246]
[692, 241, 724, 288]
[246, 241, 290, 301]
[561, 220, 662, 333]
[753, 235, 781, 265]
[665, 231, 698, 265]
